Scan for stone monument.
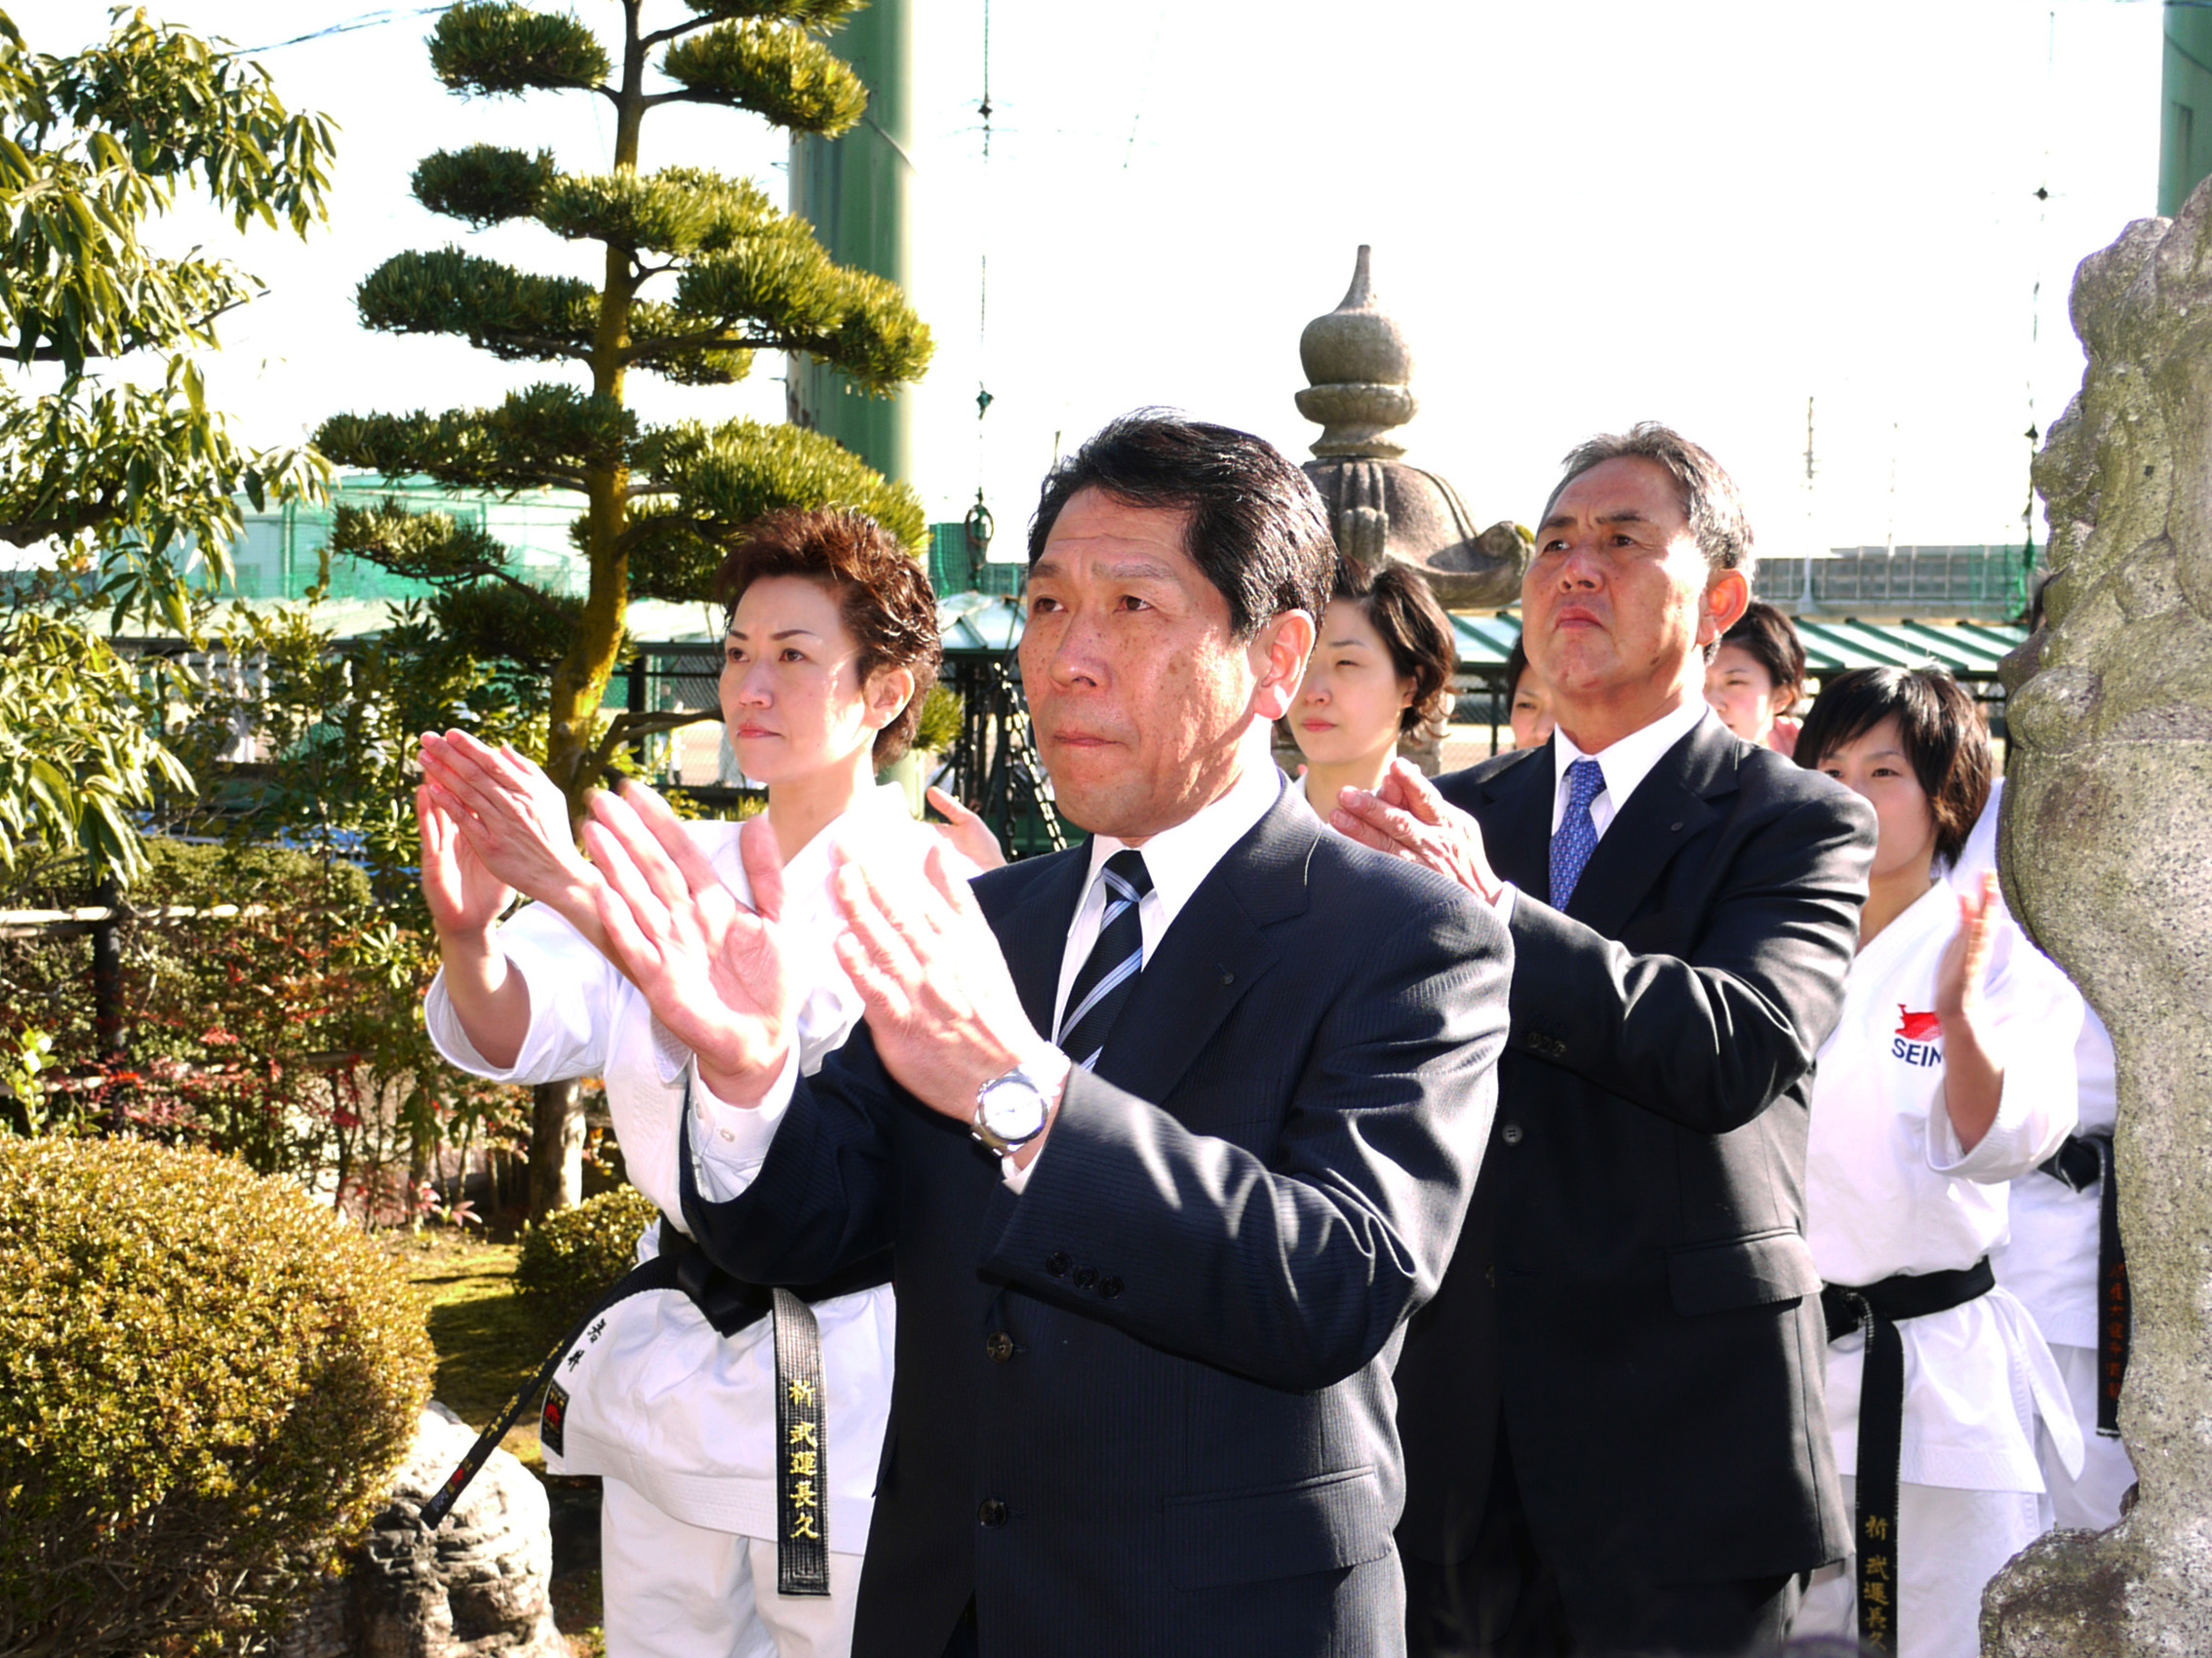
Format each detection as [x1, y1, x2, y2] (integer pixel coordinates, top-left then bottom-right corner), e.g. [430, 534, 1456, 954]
[1980, 185, 2212, 1654]
[277, 1403, 567, 1658]
[1296, 245, 1526, 609]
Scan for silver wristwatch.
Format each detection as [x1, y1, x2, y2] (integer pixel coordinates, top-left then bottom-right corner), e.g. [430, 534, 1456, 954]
[971, 1064, 1054, 1157]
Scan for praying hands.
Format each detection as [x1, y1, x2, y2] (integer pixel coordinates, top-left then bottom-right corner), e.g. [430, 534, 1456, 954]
[585, 781, 1056, 1137]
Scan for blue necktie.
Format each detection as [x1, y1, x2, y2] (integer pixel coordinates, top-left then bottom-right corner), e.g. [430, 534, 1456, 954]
[1057, 849, 1153, 1071]
[1549, 758, 1607, 909]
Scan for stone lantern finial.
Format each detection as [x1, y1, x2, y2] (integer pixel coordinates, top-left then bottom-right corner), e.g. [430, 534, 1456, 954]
[1292, 245, 1525, 612]
[1295, 246, 1418, 460]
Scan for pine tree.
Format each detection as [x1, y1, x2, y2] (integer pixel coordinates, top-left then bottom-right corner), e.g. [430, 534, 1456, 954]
[314, 0, 930, 1217]
[317, 0, 930, 807]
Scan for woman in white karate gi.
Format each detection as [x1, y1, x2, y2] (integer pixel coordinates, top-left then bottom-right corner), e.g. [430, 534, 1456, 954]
[415, 508, 945, 1658]
[1793, 666, 2083, 1658]
[1953, 780, 2137, 1531]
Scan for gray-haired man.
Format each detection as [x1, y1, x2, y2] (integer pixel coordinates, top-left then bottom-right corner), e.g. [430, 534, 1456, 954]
[1340, 425, 1876, 1656]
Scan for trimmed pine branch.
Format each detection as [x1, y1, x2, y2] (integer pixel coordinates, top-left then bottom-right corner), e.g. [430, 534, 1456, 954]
[657, 20, 866, 134]
[354, 249, 598, 364]
[535, 167, 774, 257]
[429, 4, 612, 99]
[317, 386, 636, 496]
[412, 145, 556, 228]
[432, 580, 593, 668]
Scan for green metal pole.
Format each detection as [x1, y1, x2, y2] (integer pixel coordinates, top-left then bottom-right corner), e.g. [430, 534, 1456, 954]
[788, 0, 914, 487]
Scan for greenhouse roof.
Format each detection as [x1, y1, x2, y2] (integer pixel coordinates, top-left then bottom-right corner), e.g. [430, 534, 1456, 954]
[95, 583, 2027, 681]
[936, 594, 2029, 676]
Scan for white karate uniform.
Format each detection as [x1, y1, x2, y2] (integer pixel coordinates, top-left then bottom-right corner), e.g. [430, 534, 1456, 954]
[1952, 780, 2137, 1529]
[426, 785, 924, 1658]
[1796, 877, 2083, 1658]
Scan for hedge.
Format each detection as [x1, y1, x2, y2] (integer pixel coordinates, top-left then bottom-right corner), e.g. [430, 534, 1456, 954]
[0, 1138, 434, 1655]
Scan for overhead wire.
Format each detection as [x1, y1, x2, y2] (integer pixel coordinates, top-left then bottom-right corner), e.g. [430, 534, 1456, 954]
[243, 5, 453, 55]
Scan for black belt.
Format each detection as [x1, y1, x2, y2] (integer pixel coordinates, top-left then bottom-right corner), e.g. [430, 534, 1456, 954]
[2036, 1130, 2129, 1437]
[1821, 1257, 1995, 1657]
[771, 1288, 831, 1594]
[420, 1215, 890, 1542]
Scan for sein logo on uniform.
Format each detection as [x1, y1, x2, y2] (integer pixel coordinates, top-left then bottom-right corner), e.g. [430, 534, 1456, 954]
[1891, 1006, 1943, 1068]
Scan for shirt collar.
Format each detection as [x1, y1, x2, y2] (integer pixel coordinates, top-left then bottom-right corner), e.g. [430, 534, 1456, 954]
[1553, 694, 1713, 819]
[1082, 756, 1284, 929]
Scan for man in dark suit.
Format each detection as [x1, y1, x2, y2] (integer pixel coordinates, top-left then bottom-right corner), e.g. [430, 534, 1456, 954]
[1334, 424, 1876, 1657]
[583, 414, 1513, 1658]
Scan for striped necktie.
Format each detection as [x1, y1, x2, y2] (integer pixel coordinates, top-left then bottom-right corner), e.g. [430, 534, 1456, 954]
[1549, 757, 1607, 908]
[1056, 849, 1153, 1071]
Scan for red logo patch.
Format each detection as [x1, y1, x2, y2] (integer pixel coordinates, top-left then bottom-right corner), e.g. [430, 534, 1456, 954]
[1895, 1006, 1941, 1042]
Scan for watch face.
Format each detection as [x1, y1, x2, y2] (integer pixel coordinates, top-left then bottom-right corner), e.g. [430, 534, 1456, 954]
[979, 1077, 1048, 1144]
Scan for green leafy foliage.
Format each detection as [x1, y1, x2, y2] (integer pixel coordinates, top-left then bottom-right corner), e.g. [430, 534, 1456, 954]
[0, 10, 336, 372]
[0, 841, 526, 1203]
[413, 142, 557, 227]
[0, 612, 191, 885]
[0, 1136, 433, 1655]
[661, 19, 867, 135]
[915, 683, 962, 754]
[513, 1183, 660, 1330]
[0, 10, 334, 883]
[0, 10, 334, 576]
[429, 3, 612, 97]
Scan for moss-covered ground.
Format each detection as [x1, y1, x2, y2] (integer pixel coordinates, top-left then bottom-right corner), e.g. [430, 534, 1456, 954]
[385, 1229, 604, 1654]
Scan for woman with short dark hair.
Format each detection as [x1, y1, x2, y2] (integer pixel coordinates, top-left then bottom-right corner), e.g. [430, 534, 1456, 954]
[415, 507, 944, 1658]
[1707, 601, 1807, 756]
[1792, 666, 2083, 1658]
[1287, 561, 1457, 823]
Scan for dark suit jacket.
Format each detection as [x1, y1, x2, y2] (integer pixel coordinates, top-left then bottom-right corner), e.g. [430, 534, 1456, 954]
[1395, 717, 1876, 1592]
[681, 784, 1512, 1658]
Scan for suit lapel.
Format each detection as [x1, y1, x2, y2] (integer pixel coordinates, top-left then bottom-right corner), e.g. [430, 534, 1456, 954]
[1091, 788, 1311, 1107]
[992, 846, 1093, 1041]
[1474, 742, 1558, 897]
[1562, 719, 1739, 937]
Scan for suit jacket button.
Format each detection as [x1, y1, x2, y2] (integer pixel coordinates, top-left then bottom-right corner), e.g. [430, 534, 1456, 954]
[1046, 1251, 1071, 1277]
[978, 1499, 1008, 1528]
[1073, 1266, 1099, 1290]
[985, 1332, 1015, 1362]
[1500, 1123, 1524, 1146]
[1098, 1276, 1124, 1299]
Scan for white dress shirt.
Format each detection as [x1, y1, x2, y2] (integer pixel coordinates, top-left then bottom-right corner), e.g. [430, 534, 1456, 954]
[1547, 692, 1714, 839]
[1489, 693, 1715, 922]
[688, 757, 1287, 1199]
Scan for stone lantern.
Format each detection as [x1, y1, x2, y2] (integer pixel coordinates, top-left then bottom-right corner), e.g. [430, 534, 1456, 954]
[1278, 247, 1525, 778]
[1297, 246, 1526, 608]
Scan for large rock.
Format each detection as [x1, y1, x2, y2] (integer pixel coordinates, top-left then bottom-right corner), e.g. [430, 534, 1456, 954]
[279, 1402, 567, 1658]
[1981, 178, 2212, 1654]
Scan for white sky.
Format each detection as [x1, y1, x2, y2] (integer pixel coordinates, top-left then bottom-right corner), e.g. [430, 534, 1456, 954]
[8, 0, 2166, 564]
